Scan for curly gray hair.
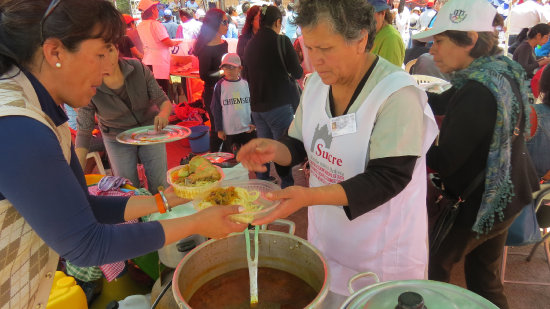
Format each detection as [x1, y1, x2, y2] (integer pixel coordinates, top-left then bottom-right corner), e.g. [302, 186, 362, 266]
[295, 0, 376, 51]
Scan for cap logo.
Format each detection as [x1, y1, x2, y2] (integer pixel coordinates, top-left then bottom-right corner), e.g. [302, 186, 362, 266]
[449, 9, 467, 24]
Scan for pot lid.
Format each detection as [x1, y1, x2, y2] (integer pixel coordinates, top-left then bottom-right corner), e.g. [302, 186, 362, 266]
[341, 280, 498, 309]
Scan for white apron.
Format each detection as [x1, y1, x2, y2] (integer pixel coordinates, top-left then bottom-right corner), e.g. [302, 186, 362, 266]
[138, 20, 171, 79]
[302, 71, 439, 296]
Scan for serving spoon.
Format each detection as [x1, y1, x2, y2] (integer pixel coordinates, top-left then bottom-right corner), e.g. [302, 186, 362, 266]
[245, 225, 259, 307]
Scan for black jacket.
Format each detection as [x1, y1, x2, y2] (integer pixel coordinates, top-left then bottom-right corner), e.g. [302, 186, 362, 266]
[427, 80, 539, 227]
[243, 27, 303, 112]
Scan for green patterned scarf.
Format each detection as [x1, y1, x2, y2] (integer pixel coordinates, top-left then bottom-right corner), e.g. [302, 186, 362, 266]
[451, 55, 530, 235]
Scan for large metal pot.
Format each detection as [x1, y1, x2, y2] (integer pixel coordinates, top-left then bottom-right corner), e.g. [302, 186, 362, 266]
[340, 272, 499, 309]
[145, 203, 207, 268]
[172, 220, 330, 308]
[158, 234, 207, 269]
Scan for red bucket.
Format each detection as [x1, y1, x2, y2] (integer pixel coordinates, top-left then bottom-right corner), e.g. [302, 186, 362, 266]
[177, 121, 202, 146]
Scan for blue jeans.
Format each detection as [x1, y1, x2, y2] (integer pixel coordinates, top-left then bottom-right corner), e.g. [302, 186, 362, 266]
[251, 104, 294, 188]
[103, 136, 168, 194]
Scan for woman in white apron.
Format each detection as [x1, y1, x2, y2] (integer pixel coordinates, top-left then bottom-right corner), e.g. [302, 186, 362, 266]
[137, 0, 179, 94]
[237, 0, 438, 306]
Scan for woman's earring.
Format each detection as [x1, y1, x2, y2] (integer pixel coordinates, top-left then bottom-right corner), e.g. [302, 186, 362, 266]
[55, 62, 61, 68]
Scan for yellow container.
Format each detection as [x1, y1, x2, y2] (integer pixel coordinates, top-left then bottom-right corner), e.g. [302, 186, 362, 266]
[47, 271, 88, 309]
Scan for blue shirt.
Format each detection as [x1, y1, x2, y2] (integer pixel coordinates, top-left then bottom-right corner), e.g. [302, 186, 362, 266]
[0, 70, 164, 266]
[535, 40, 550, 58]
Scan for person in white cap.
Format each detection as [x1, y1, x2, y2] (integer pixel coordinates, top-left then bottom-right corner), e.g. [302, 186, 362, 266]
[137, 0, 179, 95]
[410, 6, 422, 34]
[210, 53, 255, 154]
[161, 9, 179, 39]
[413, 0, 539, 308]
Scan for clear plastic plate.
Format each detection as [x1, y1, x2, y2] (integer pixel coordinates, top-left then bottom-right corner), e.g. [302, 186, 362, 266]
[192, 179, 281, 223]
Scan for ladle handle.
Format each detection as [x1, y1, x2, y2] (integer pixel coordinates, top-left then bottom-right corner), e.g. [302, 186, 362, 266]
[347, 272, 380, 294]
[260, 219, 296, 235]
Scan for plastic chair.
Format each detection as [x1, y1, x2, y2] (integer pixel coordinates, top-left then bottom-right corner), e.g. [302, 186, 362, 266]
[86, 151, 105, 175]
[412, 74, 448, 85]
[405, 59, 418, 73]
[500, 183, 550, 285]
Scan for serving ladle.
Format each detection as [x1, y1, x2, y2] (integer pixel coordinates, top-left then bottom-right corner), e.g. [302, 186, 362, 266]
[245, 225, 260, 307]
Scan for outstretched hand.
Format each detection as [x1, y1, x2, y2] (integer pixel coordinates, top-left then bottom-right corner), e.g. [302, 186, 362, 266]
[236, 138, 278, 172]
[252, 186, 310, 226]
[163, 186, 191, 207]
[194, 205, 247, 239]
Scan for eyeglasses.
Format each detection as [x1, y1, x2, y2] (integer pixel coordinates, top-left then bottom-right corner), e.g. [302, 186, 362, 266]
[221, 19, 229, 26]
[40, 0, 61, 45]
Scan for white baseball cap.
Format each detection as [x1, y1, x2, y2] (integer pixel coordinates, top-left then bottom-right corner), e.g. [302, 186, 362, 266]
[220, 53, 241, 68]
[412, 0, 497, 42]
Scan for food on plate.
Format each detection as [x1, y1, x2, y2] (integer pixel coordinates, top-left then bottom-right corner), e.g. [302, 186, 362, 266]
[197, 187, 261, 212]
[170, 156, 222, 187]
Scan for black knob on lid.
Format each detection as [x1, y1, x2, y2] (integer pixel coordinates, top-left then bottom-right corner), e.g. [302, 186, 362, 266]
[396, 291, 426, 309]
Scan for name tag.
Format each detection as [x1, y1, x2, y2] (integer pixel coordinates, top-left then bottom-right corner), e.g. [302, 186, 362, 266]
[329, 113, 357, 137]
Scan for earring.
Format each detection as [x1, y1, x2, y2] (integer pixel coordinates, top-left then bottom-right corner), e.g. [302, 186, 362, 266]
[55, 62, 61, 68]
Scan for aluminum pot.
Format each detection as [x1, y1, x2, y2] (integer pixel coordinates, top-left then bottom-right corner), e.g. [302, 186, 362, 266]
[340, 272, 499, 309]
[172, 220, 330, 308]
[145, 203, 207, 269]
[158, 234, 207, 269]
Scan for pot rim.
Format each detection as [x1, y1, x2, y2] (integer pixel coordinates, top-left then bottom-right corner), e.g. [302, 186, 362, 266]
[172, 229, 330, 308]
[339, 279, 500, 309]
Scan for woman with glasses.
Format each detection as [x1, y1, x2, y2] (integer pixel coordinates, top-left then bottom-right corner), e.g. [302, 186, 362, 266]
[0, 1, 245, 308]
[192, 8, 230, 152]
[414, 0, 539, 307]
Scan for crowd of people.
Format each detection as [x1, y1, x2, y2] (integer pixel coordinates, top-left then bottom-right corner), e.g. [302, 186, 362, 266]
[1, 0, 550, 308]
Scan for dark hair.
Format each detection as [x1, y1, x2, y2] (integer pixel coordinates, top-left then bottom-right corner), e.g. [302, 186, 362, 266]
[208, 2, 217, 10]
[439, 30, 501, 58]
[226, 6, 236, 15]
[295, 0, 376, 51]
[492, 13, 504, 29]
[192, 8, 226, 56]
[0, 0, 124, 75]
[179, 8, 193, 20]
[540, 64, 550, 107]
[382, 9, 393, 25]
[528, 23, 550, 40]
[393, 0, 405, 14]
[242, 5, 261, 35]
[260, 5, 282, 28]
[242, 2, 250, 14]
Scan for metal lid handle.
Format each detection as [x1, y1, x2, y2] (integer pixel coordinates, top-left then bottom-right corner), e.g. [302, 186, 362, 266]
[347, 272, 380, 294]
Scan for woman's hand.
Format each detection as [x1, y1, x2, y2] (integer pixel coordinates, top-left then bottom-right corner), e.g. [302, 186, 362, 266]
[154, 113, 170, 132]
[192, 205, 247, 238]
[247, 124, 256, 133]
[236, 138, 278, 172]
[539, 57, 550, 67]
[252, 186, 310, 225]
[164, 186, 191, 208]
[218, 131, 226, 140]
